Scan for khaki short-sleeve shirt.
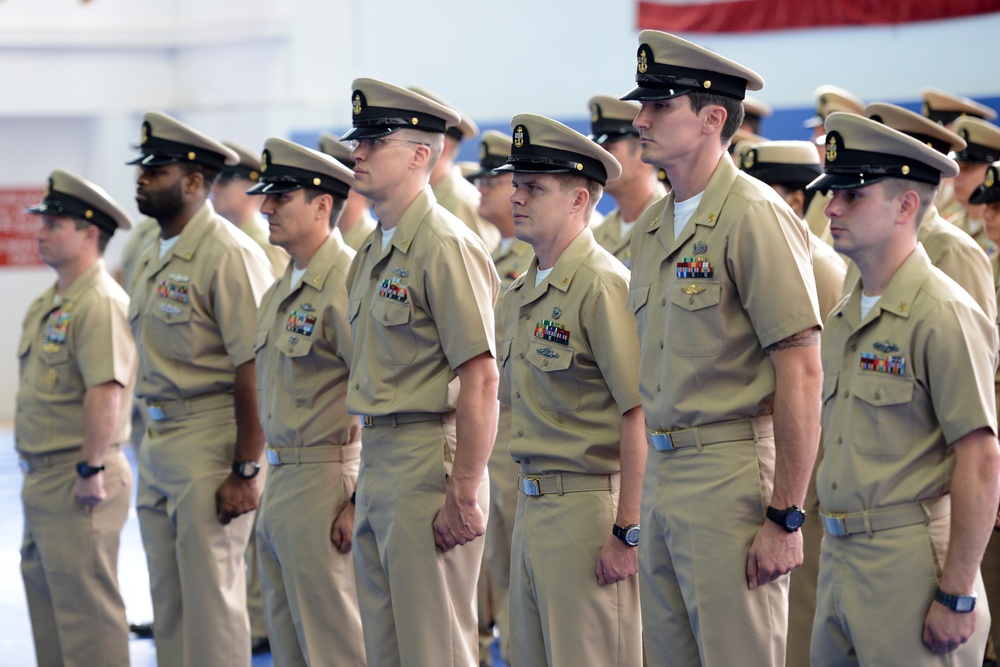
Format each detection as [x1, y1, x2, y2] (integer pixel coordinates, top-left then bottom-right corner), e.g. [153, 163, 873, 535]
[818, 246, 998, 513]
[811, 234, 847, 321]
[918, 206, 996, 323]
[339, 208, 377, 253]
[493, 238, 534, 293]
[433, 166, 501, 253]
[16, 260, 137, 454]
[345, 187, 500, 416]
[499, 229, 641, 475]
[627, 156, 821, 430]
[129, 201, 274, 402]
[120, 217, 161, 294]
[256, 233, 360, 448]
[593, 189, 666, 268]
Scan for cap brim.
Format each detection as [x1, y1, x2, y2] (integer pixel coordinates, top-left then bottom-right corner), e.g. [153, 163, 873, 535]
[126, 153, 182, 167]
[24, 203, 48, 216]
[620, 86, 690, 102]
[339, 125, 396, 141]
[970, 184, 1000, 205]
[466, 167, 500, 180]
[806, 172, 892, 192]
[245, 181, 300, 196]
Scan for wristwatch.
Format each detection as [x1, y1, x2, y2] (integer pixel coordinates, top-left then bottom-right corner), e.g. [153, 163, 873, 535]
[936, 588, 977, 613]
[75, 461, 105, 478]
[766, 505, 806, 533]
[612, 523, 640, 547]
[232, 461, 261, 479]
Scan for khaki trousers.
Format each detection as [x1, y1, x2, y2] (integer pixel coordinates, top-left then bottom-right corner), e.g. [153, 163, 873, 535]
[352, 415, 487, 667]
[509, 483, 642, 667]
[137, 406, 254, 667]
[639, 432, 788, 667]
[256, 453, 366, 667]
[20, 448, 132, 667]
[811, 515, 990, 666]
[484, 414, 520, 665]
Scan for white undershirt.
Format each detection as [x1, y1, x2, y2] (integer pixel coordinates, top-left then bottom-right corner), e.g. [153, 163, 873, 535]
[290, 266, 308, 287]
[159, 235, 180, 259]
[860, 293, 881, 320]
[535, 266, 554, 288]
[673, 192, 704, 239]
[498, 236, 516, 254]
[619, 219, 637, 240]
[380, 226, 396, 252]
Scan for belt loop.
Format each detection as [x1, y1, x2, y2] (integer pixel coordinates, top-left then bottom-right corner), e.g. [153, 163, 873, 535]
[750, 416, 761, 443]
[555, 473, 564, 496]
[389, 414, 398, 428]
[863, 511, 874, 538]
[294, 448, 302, 466]
[694, 426, 704, 452]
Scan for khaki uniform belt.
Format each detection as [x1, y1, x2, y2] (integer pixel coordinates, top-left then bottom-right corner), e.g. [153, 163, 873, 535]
[361, 412, 444, 428]
[820, 495, 951, 537]
[18, 444, 119, 474]
[646, 417, 766, 452]
[266, 442, 361, 466]
[144, 393, 234, 421]
[518, 471, 621, 497]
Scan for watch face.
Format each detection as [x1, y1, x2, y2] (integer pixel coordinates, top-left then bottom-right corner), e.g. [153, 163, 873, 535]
[956, 596, 976, 613]
[786, 509, 805, 531]
[625, 526, 641, 546]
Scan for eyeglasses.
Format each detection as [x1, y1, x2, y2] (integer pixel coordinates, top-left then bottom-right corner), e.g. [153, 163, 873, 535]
[348, 136, 430, 151]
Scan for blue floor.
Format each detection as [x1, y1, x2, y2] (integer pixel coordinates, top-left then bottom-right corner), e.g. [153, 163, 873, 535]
[0, 428, 506, 666]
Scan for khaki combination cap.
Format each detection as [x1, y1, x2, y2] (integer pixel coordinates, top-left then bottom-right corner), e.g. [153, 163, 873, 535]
[808, 112, 958, 191]
[467, 130, 514, 180]
[743, 95, 772, 122]
[219, 140, 264, 182]
[970, 161, 1000, 205]
[247, 138, 354, 200]
[953, 117, 1000, 164]
[127, 111, 239, 169]
[408, 85, 479, 141]
[921, 87, 997, 125]
[741, 140, 821, 190]
[804, 85, 865, 129]
[27, 168, 132, 234]
[865, 103, 966, 155]
[496, 113, 622, 186]
[588, 95, 641, 145]
[621, 30, 764, 102]
[317, 131, 356, 169]
[341, 78, 461, 141]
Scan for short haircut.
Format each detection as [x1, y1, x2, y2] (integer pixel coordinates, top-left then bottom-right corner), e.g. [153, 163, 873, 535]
[559, 173, 603, 223]
[397, 128, 444, 173]
[879, 177, 939, 228]
[179, 161, 222, 190]
[302, 187, 348, 229]
[71, 216, 111, 254]
[687, 92, 745, 145]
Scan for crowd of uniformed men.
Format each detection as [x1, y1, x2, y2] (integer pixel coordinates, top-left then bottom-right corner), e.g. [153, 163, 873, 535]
[14, 27, 1000, 667]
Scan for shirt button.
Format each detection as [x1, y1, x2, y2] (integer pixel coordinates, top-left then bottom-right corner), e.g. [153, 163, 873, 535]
[831, 481, 838, 490]
[354, 383, 360, 390]
[656, 383, 661, 391]
[849, 343, 858, 352]
[542, 360, 548, 367]
[515, 391, 521, 398]
[519, 353, 525, 360]
[659, 341, 664, 349]
[842, 391, 849, 398]
[661, 297, 667, 306]
[517, 430, 524, 438]
[874, 390, 882, 400]
[837, 436, 843, 444]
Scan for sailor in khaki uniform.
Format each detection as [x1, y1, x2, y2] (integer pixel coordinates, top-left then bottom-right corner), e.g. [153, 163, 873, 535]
[249, 138, 366, 667]
[587, 95, 667, 268]
[810, 112, 1000, 665]
[470, 129, 532, 666]
[213, 139, 290, 278]
[318, 132, 377, 252]
[17, 169, 136, 667]
[921, 87, 998, 220]
[495, 113, 643, 667]
[341, 79, 500, 667]
[742, 94, 772, 135]
[128, 112, 275, 667]
[623, 31, 823, 666]
[949, 117, 1000, 252]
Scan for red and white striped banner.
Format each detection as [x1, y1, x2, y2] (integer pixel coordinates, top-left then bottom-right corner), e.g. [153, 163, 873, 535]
[637, 0, 1000, 33]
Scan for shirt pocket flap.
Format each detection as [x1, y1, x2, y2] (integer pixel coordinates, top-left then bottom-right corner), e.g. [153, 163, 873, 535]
[525, 339, 573, 372]
[276, 330, 314, 359]
[670, 281, 722, 313]
[347, 297, 363, 324]
[151, 302, 193, 326]
[254, 329, 269, 353]
[852, 374, 913, 407]
[626, 283, 650, 315]
[499, 338, 512, 366]
[371, 298, 410, 327]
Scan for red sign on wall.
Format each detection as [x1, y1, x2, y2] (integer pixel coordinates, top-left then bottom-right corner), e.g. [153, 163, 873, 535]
[0, 187, 45, 267]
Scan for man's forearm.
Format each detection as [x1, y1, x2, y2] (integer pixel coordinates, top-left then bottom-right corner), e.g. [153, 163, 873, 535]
[766, 327, 822, 508]
[615, 406, 646, 527]
[81, 382, 124, 464]
[233, 360, 265, 462]
[451, 352, 500, 499]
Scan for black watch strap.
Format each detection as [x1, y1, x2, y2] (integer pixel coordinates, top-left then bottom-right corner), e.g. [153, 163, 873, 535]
[936, 588, 976, 613]
[766, 505, 805, 532]
[75, 461, 105, 478]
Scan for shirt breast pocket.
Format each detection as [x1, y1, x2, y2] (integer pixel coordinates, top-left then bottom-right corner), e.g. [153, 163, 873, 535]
[370, 298, 417, 365]
[669, 281, 723, 357]
[525, 339, 580, 413]
[850, 374, 915, 457]
[277, 330, 318, 397]
[149, 302, 194, 362]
